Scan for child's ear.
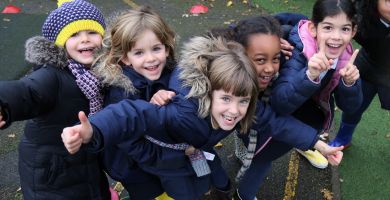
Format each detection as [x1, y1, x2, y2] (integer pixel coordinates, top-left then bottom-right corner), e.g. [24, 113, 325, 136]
[308, 21, 317, 38]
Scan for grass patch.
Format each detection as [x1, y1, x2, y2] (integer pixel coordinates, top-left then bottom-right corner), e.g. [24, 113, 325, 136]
[334, 97, 390, 200]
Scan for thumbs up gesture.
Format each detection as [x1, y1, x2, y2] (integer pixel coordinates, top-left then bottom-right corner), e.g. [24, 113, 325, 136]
[307, 40, 334, 80]
[61, 111, 93, 154]
[339, 49, 360, 86]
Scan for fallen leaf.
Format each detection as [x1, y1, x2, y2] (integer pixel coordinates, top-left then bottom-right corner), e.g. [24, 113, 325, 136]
[385, 133, 390, 138]
[214, 142, 223, 148]
[227, 1, 233, 7]
[320, 188, 333, 200]
[7, 134, 15, 138]
[3, 18, 11, 22]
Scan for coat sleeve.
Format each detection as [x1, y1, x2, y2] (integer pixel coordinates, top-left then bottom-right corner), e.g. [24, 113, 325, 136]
[334, 79, 363, 113]
[270, 51, 320, 114]
[89, 97, 211, 150]
[252, 101, 319, 150]
[0, 66, 59, 129]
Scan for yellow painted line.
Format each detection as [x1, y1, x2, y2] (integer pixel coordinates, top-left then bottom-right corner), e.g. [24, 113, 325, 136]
[283, 150, 300, 200]
[122, 0, 139, 9]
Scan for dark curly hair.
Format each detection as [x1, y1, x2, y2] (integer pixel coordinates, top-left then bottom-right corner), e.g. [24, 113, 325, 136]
[209, 15, 282, 49]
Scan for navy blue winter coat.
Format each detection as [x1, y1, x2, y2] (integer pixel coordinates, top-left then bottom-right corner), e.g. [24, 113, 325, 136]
[100, 66, 175, 198]
[0, 36, 110, 200]
[87, 36, 321, 178]
[270, 20, 363, 131]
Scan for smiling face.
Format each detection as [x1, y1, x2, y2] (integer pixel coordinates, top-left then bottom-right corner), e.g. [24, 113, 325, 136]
[309, 13, 356, 59]
[378, 0, 390, 23]
[121, 29, 169, 81]
[246, 34, 281, 90]
[211, 89, 251, 131]
[65, 30, 102, 67]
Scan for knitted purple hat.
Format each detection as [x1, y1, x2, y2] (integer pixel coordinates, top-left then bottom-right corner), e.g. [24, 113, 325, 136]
[42, 0, 106, 46]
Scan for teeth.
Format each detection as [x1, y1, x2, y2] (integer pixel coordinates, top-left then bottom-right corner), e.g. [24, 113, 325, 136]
[223, 114, 235, 121]
[328, 44, 341, 48]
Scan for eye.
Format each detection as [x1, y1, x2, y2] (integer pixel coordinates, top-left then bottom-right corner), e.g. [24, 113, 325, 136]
[342, 27, 351, 32]
[221, 96, 231, 102]
[70, 32, 79, 37]
[273, 55, 281, 64]
[323, 25, 332, 31]
[254, 58, 266, 65]
[153, 46, 162, 51]
[134, 51, 143, 56]
[240, 98, 250, 105]
[88, 31, 98, 35]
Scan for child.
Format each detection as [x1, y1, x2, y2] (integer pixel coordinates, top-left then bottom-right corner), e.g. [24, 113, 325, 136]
[61, 36, 342, 200]
[210, 15, 344, 200]
[0, 0, 110, 199]
[92, 6, 176, 200]
[330, 0, 390, 147]
[270, 0, 362, 169]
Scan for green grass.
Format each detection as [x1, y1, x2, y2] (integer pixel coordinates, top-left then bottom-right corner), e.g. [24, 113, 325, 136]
[334, 97, 390, 200]
[253, 0, 390, 199]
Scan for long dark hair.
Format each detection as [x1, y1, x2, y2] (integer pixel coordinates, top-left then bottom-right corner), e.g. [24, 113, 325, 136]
[311, 0, 357, 27]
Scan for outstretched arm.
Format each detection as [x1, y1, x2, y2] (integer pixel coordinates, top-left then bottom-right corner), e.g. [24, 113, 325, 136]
[314, 140, 344, 166]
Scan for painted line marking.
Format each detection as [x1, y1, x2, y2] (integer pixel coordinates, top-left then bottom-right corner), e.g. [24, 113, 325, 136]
[283, 150, 300, 200]
[122, 0, 138, 8]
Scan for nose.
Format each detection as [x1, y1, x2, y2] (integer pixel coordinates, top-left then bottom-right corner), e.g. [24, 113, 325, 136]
[263, 62, 274, 73]
[331, 29, 342, 40]
[80, 32, 89, 42]
[145, 51, 156, 62]
[229, 102, 239, 115]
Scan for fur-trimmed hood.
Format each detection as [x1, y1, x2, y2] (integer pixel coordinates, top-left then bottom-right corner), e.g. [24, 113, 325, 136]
[177, 36, 227, 118]
[25, 36, 68, 68]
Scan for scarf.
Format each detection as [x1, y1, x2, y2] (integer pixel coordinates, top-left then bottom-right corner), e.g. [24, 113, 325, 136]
[145, 135, 211, 177]
[67, 59, 103, 116]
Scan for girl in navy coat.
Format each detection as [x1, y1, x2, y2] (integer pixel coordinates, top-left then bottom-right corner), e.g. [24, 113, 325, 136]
[61, 36, 343, 200]
[330, 0, 390, 147]
[0, 0, 111, 199]
[92, 6, 176, 200]
[270, 0, 363, 169]
[210, 15, 345, 200]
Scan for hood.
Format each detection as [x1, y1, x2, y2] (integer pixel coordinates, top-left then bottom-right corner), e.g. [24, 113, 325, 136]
[178, 36, 227, 117]
[25, 36, 68, 69]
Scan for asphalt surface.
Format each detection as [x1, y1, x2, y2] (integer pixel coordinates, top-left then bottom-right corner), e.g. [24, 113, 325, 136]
[0, 1, 339, 199]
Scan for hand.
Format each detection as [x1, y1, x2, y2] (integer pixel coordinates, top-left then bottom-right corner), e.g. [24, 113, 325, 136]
[61, 111, 93, 154]
[185, 145, 195, 156]
[339, 49, 360, 86]
[0, 107, 5, 128]
[280, 38, 294, 60]
[307, 40, 334, 80]
[150, 90, 175, 106]
[314, 140, 344, 166]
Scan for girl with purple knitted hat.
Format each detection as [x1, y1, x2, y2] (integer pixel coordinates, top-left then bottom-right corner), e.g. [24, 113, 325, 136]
[0, 0, 110, 199]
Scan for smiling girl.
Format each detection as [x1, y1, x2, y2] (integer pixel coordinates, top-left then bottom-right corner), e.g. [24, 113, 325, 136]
[270, 0, 363, 169]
